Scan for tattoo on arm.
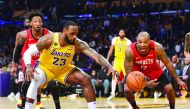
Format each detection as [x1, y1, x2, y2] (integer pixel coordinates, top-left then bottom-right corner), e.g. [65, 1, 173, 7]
[12, 31, 26, 62]
[78, 40, 112, 69]
[36, 34, 53, 51]
[124, 47, 134, 76]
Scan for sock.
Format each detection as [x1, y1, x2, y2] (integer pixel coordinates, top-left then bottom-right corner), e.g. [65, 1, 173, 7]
[170, 103, 175, 109]
[52, 90, 60, 109]
[111, 76, 117, 96]
[25, 102, 33, 109]
[22, 98, 26, 108]
[87, 101, 96, 109]
[37, 94, 41, 103]
[54, 100, 61, 109]
[131, 101, 138, 108]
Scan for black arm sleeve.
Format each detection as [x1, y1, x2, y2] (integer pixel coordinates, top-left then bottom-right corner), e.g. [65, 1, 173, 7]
[13, 43, 23, 63]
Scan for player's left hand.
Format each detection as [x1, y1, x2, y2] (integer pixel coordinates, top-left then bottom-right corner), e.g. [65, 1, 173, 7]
[107, 66, 117, 78]
[177, 80, 187, 90]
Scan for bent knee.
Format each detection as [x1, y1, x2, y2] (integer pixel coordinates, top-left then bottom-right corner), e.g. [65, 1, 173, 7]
[164, 84, 174, 92]
[81, 75, 92, 86]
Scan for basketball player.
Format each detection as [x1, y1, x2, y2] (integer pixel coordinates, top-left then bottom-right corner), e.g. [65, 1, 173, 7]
[23, 21, 116, 109]
[12, 13, 60, 109]
[107, 29, 131, 100]
[124, 31, 187, 109]
[184, 32, 190, 61]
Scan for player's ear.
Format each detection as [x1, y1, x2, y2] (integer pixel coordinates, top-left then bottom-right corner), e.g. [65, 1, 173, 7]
[30, 22, 32, 26]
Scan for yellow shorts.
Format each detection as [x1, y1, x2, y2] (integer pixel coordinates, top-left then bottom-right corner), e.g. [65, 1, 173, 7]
[37, 64, 76, 88]
[113, 60, 126, 76]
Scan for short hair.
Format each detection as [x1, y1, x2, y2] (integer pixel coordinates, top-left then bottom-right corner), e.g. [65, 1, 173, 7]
[137, 31, 150, 39]
[64, 21, 78, 29]
[28, 12, 44, 22]
[119, 29, 125, 32]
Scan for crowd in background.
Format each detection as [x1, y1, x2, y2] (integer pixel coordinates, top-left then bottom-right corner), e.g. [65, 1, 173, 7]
[1, 0, 190, 98]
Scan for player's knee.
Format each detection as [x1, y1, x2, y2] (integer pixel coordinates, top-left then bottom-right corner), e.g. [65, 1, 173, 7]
[48, 80, 57, 89]
[81, 75, 91, 86]
[164, 84, 174, 93]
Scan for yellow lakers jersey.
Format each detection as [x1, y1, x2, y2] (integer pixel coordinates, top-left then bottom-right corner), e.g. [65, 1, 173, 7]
[38, 33, 75, 74]
[113, 37, 130, 60]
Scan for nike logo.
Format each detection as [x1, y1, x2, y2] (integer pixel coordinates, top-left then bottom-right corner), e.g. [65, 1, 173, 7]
[135, 57, 140, 59]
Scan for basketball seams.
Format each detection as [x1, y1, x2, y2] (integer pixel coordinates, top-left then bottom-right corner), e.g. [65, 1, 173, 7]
[132, 72, 140, 89]
[127, 78, 138, 91]
[127, 71, 146, 91]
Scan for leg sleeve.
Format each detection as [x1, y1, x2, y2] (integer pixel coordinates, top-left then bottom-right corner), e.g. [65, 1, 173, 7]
[26, 67, 46, 99]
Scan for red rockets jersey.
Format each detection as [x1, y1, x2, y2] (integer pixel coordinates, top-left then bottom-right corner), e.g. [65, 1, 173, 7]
[130, 40, 162, 80]
[21, 28, 49, 66]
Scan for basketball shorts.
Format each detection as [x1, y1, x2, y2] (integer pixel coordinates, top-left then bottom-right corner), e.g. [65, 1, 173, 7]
[36, 64, 76, 88]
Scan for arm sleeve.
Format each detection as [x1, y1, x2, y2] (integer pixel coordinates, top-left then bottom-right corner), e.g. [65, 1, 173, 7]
[23, 44, 39, 66]
[12, 43, 23, 63]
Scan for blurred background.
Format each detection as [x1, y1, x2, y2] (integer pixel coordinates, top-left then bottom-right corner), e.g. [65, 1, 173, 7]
[0, 0, 190, 99]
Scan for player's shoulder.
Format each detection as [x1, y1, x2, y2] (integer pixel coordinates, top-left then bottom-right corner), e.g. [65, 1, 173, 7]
[125, 37, 132, 44]
[39, 33, 53, 44]
[17, 30, 27, 37]
[75, 38, 89, 51]
[75, 38, 88, 46]
[111, 36, 117, 41]
[154, 41, 163, 49]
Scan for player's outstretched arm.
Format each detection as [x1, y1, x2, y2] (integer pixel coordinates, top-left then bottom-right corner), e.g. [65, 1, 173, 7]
[77, 39, 115, 75]
[155, 42, 187, 90]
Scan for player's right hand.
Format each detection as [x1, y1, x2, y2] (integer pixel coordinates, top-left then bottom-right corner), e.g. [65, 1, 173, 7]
[25, 64, 34, 81]
[146, 79, 159, 88]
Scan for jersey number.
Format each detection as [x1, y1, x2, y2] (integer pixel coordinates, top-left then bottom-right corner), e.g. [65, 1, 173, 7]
[140, 65, 147, 70]
[118, 47, 122, 52]
[53, 57, 66, 66]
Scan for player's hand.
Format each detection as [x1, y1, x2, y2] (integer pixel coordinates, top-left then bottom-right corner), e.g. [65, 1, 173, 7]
[146, 79, 159, 88]
[25, 64, 34, 81]
[177, 80, 187, 90]
[107, 66, 117, 78]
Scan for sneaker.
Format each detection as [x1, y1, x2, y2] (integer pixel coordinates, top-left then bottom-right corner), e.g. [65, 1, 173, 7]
[15, 92, 20, 99]
[35, 102, 46, 109]
[16, 98, 22, 108]
[107, 94, 115, 101]
[8, 92, 15, 98]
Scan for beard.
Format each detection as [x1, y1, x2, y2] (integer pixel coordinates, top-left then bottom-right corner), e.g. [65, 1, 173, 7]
[65, 34, 75, 45]
[35, 27, 41, 32]
[120, 36, 124, 38]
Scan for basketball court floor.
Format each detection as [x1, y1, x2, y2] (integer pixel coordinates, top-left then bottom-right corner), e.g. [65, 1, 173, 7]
[1, 96, 190, 109]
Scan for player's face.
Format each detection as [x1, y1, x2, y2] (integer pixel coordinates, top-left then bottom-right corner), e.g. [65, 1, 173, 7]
[119, 30, 125, 38]
[30, 16, 43, 32]
[65, 25, 78, 45]
[136, 36, 150, 55]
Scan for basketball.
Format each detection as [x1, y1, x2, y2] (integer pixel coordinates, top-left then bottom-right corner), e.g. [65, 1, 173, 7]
[126, 71, 147, 91]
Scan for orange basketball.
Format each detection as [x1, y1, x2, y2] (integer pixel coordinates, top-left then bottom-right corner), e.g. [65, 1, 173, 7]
[126, 71, 147, 91]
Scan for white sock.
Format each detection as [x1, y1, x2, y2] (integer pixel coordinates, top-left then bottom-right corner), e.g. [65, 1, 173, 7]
[111, 76, 117, 96]
[87, 101, 96, 109]
[25, 102, 33, 109]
